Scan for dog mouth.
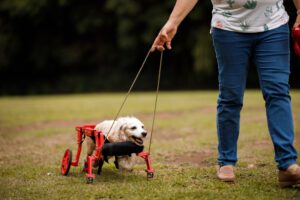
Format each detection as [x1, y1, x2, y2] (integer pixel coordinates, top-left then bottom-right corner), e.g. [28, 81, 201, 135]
[131, 136, 144, 146]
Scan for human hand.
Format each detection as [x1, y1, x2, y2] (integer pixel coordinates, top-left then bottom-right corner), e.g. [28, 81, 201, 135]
[293, 14, 300, 28]
[151, 21, 178, 52]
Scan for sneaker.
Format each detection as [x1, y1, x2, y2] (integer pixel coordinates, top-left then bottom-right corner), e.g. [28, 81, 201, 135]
[278, 164, 300, 187]
[217, 165, 235, 182]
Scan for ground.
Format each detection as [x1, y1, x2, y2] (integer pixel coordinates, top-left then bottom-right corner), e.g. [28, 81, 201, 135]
[0, 91, 299, 199]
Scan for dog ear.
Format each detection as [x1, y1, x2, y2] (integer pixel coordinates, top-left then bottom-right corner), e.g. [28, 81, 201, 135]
[118, 123, 130, 141]
[119, 124, 128, 133]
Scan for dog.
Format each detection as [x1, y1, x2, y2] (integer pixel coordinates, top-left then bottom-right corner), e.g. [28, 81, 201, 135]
[86, 116, 147, 171]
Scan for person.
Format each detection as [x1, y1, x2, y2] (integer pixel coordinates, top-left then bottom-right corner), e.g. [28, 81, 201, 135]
[151, 0, 300, 187]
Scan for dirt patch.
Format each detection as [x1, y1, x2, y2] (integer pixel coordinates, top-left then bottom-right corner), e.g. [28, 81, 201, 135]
[241, 116, 266, 123]
[0, 106, 215, 135]
[138, 106, 216, 121]
[160, 150, 214, 166]
[0, 131, 74, 166]
[171, 150, 213, 166]
[253, 140, 272, 146]
[199, 107, 216, 114]
[0, 119, 96, 134]
[0, 119, 89, 166]
[151, 129, 184, 141]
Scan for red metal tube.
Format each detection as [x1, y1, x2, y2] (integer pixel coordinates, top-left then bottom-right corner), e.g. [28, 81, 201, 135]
[85, 155, 96, 179]
[93, 131, 104, 160]
[71, 128, 84, 166]
[137, 152, 155, 173]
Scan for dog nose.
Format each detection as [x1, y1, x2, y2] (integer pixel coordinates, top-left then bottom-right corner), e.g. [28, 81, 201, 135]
[142, 132, 147, 137]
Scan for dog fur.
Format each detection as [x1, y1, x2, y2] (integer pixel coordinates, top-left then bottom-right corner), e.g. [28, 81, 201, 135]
[86, 116, 147, 171]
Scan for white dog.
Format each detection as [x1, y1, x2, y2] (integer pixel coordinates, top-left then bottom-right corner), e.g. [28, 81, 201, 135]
[86, 116, 147, 171]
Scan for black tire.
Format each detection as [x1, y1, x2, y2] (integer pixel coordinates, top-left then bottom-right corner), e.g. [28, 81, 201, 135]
[147, 172, 154, 179]
[86, 177, 93, 184]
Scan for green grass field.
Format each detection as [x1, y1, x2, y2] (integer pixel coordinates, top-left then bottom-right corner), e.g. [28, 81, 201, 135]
[0, 90, 299, 199]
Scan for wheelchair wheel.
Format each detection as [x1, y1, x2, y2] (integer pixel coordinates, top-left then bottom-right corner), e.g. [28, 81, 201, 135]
[147, 172, 154, 179]
[61, 149, 72, 176]
[86, 177, 94, 184]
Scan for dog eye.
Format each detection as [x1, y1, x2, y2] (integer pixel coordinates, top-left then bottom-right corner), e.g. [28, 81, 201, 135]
[131, 126, 137, 130]
[142, 126, 144, 129]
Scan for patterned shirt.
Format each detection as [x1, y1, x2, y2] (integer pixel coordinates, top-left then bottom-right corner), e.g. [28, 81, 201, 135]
[211, 0, 289, 32]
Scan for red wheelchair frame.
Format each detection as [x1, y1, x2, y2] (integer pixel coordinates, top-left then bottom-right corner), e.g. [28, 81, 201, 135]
[61, 124, 154, 184]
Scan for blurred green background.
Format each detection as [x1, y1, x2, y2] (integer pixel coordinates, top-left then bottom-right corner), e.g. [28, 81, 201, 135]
[0, 0, 299, 95]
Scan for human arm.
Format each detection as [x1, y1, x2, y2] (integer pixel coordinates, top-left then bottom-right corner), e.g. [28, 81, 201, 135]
[293, 0, 300, 28]
[151, 0, 198, 52]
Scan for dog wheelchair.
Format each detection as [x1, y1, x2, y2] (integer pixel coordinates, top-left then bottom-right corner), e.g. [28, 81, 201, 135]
[61, 124, 154, 184]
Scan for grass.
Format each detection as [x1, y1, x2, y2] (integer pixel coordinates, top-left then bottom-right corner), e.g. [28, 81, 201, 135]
[0, 90, 299, 199]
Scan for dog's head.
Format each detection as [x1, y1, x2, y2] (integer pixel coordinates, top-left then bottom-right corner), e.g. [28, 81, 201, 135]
[118, 117, 147, 146]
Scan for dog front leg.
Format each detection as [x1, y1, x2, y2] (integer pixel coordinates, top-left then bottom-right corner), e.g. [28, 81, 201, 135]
[86, 137, 95, 156]
[118, 155, 135, 172]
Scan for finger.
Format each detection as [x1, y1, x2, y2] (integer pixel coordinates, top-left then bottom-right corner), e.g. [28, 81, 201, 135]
[151, 37, 161, 52]
[151, 33, 168, 52]
[150, 46, 156, 52]
[151, 45, 165, 52]
[157, 46, 165, 52]
[160, 29, 170, 42]
[293, 23, 300, 28]
[151, 44, 165, 52]
[294, 16, 300, 28]
[161, 29, 173, 50]
[166, 41, 172, 50]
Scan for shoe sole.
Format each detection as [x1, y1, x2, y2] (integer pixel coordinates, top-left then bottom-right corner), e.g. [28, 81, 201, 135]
[217, 175, 235, 182]
[218, 178, 235, 182]
[279, 180, 300, 188]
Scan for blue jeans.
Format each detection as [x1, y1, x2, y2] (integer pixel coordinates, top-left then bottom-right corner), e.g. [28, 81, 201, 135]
[212, 24, 298, 170]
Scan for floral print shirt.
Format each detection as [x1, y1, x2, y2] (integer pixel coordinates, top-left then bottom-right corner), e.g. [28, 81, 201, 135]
[211, 0, 289, 32]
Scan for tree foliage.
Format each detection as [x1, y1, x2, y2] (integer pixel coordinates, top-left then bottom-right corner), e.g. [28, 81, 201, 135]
[0, 0, 298, 94]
